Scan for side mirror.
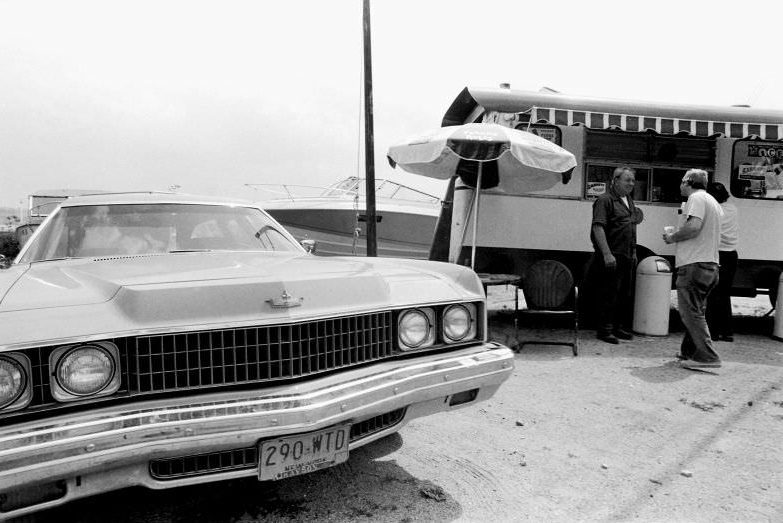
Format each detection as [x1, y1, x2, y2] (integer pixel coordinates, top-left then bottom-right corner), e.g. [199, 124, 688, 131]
[300, 239, 316, 254]
[0, 255, 10, 270]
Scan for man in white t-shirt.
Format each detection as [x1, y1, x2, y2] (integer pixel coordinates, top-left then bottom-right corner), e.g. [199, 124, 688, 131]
[663, 169, 724, 370]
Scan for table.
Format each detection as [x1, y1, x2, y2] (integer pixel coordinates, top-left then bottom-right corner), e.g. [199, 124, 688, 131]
[478, 272, 522, 314]
[478, 273, 522, 349]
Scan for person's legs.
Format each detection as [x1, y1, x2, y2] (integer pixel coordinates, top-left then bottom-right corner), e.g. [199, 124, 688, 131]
[718, 250, 738, 337]
[706, 275, 720, 339]
[676, 263, 721, 363]
[594, 255, 620, 339]
[614, 256, 634, 336]
[680, 328, 697, 360]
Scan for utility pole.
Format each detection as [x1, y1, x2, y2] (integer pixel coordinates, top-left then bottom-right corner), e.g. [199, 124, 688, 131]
[362, 0, 377, 256]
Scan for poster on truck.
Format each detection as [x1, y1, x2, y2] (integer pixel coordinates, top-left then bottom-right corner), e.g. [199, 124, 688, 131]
[733, 140, 783, 199]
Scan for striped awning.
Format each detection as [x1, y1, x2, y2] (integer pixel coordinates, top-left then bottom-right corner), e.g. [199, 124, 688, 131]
[484, 108, 783, 140]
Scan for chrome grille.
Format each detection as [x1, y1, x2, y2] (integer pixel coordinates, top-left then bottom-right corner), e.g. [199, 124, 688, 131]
[150, 448, 257, 480]
[149, 408, 406, 481]
[349, 407, 406, 441]
[130, 312, 394, 393]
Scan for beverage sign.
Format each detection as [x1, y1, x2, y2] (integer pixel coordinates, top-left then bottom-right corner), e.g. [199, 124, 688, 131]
[586, 182, 606, 196]
[746, 143, 783, 160]
[732, 140, 783, 199]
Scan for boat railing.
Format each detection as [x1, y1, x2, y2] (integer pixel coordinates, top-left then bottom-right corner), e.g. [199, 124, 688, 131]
[246, 177, 440, 204]
[245, 183, 340, 201]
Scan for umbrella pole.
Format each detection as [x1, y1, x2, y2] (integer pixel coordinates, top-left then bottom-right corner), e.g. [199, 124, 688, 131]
[452, 190, 473, 264]
[470, 163, 482, 269]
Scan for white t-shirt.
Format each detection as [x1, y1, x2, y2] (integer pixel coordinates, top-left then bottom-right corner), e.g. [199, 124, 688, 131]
[719, 201, 739, 251]
[675, 190, 723, 267]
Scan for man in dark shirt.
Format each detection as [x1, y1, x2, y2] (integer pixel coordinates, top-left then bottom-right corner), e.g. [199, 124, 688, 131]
[590, 166, 643, 344]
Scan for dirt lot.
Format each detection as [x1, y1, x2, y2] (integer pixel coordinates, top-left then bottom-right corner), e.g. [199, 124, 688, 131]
[26, 297, 783, 523]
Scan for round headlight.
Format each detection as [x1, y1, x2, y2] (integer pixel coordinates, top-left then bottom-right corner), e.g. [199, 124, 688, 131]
[0, 357, 26, 409]
[443, 304, 473, 342]
[56, 345, 116, 396]
[398, 309, 431, 349]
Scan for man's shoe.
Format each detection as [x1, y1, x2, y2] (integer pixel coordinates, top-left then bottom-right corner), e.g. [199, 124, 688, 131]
[719, 335, 734, 342]
[680, 360, 722, 370]
[613, 328, 634, 340]
[597, 333, 619, 344]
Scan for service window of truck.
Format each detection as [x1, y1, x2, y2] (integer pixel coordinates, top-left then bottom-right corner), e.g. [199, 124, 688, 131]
[437, 85, 783, 305]
[581, 130, 715, 204]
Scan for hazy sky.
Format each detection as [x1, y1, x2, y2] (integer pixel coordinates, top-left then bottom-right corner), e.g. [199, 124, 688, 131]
[2, 0, 782, 210]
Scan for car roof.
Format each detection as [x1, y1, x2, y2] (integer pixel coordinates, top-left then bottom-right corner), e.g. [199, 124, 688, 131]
[58, 191, 258, 208]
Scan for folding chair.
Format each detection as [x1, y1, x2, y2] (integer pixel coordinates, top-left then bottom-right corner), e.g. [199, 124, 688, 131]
[516, 259, 579, 356]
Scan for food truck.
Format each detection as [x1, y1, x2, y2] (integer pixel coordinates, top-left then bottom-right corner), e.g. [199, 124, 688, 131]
[438, 86, 783, 305]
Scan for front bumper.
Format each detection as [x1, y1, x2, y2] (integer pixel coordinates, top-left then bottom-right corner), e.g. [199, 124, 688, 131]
[0, 342, 513, 516]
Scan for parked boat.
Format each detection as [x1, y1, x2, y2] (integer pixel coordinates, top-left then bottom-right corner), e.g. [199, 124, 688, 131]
[251, 177, 441, 259]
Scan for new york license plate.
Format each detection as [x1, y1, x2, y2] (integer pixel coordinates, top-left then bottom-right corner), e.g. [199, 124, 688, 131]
[258, 424, 350, 481]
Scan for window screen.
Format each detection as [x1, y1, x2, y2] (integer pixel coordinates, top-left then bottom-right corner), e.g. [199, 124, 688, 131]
[584, 130, 715, 202]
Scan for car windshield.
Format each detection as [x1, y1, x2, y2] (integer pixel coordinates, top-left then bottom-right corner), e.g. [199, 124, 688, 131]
[19, 203, 302, 263]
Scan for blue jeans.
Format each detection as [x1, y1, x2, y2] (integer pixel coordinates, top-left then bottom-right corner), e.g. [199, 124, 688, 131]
[676, 262, 721, 363]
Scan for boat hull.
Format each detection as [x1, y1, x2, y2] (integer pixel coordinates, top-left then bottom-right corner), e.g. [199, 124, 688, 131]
[265, 206, 437, 259]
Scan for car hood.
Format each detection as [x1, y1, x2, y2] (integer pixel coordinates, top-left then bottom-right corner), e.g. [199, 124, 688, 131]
[0, 252, 482, 347]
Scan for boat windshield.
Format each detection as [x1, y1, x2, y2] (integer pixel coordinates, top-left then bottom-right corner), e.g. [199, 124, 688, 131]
[19, 203, 301, 263]
[323, 177, 439, 203]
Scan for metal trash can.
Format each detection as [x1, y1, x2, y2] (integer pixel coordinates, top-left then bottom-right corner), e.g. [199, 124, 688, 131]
[774, 272, 783, 342]
[633, 256, 673, 336]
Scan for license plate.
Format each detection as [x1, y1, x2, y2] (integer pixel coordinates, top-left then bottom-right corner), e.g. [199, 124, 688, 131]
[258, 424, 350, 481]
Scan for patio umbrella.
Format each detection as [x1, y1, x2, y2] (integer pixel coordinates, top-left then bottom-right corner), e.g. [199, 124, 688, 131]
[387, 122, 577, 268]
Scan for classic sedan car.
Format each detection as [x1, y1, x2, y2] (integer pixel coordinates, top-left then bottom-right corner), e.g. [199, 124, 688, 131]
[0, 192, 513, 518]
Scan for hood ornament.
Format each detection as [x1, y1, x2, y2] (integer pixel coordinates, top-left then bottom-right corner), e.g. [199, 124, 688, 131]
[267, 290, 303, 309]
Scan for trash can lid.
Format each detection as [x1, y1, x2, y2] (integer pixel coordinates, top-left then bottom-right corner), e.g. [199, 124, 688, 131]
[637, 256, 672, 274]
